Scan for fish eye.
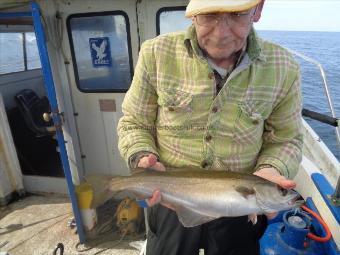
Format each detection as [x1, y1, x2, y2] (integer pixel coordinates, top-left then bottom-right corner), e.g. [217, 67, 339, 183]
[277, 186, 288, 196]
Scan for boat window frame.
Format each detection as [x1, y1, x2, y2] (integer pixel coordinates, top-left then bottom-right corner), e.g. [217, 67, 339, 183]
[66, 11, 134, 93]
[0, 31, 42, 76]
[156, 6, 187, 36]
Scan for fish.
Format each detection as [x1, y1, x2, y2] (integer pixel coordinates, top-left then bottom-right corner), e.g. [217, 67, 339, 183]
[87, 167, 301, 227]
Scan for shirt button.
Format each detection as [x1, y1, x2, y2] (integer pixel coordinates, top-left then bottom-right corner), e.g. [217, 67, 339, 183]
[205, 134, 212, 142]
[208, 72, 214, 79]
[212, 106, 218, 113]
[168, 107, 175, 111]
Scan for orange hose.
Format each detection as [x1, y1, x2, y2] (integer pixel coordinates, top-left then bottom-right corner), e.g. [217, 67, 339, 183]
[301, 205, 332, 242]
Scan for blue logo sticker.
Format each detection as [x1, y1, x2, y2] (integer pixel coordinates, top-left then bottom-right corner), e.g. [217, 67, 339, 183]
[89, 37, 112, 67]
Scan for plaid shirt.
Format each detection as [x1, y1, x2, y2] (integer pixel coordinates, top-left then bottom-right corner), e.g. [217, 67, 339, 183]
[117, 25, 303, 178]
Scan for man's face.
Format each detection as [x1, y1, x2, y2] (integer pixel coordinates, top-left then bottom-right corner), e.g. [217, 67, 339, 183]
[192, 3, 263, 62]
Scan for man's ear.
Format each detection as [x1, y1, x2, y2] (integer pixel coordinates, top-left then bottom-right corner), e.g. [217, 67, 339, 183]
[253, 0, 265, 22]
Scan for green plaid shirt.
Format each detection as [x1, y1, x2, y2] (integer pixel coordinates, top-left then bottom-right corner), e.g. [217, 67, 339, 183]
[117, 25, 303, 178]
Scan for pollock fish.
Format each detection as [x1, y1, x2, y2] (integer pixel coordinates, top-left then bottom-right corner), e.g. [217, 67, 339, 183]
[89, 168, 301, 227]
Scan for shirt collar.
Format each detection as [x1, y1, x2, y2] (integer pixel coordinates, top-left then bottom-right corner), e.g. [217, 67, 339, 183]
[207, 43, 246, 77]
[184, 25, 201, 58]
[184, 25, 266, 63]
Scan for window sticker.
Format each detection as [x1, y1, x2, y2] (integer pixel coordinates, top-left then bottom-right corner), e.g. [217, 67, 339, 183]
[89, 37, 112, 67]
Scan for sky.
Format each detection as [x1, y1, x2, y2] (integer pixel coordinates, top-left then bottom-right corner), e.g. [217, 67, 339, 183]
[254, 0, 340, 32]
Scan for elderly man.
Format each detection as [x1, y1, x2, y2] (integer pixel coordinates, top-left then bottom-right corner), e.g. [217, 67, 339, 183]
[118, 0, 303, 254]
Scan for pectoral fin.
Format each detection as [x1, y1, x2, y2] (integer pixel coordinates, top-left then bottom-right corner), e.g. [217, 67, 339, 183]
[248, 213, 258, 225]
[175, 206, 216, 227]
[235, 185, 255, 198]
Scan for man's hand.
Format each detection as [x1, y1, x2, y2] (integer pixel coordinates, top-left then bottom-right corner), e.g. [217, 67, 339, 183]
[137, 154, 171, 208]
[138, 153, 166, 172]
[254, 167, 296, 189]
[254, 167, 296, 219]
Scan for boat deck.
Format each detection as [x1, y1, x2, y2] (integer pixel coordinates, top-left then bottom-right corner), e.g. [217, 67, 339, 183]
[0, 194, 142, 255]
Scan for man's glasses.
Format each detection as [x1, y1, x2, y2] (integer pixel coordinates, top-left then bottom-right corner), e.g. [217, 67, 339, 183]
[195, 7, 257, 28]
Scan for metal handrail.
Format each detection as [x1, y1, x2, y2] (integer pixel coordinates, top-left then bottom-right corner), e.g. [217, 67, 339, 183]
[286, 48, 340, 204]
[286, 47, 340, 145]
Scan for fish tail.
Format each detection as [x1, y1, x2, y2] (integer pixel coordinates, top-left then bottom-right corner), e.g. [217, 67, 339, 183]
[83, 174, 124, 207]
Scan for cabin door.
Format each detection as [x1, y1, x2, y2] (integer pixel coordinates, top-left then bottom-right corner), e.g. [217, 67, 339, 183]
[66, 0, 189, 176]
[65, 0, 139, 176]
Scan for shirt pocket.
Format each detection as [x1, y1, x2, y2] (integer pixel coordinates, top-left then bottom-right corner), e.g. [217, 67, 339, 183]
[156, 89, 193, 135]
[217, 100, 240, 138]
[233, 100, 273, 147]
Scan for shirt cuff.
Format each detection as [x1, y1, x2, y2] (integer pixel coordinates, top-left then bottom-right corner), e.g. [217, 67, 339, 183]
[255, 157, 289, 178]
[255, 164, 281, 174]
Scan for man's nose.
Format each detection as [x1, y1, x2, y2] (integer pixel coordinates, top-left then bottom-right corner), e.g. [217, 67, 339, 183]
[214, 16, 232, 35]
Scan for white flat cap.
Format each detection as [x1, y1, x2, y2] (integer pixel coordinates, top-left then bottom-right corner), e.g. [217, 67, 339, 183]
[185, 0, 262, 17]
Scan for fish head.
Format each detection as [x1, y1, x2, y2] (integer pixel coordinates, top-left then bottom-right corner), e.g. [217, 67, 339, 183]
[254, 183, 301, 213]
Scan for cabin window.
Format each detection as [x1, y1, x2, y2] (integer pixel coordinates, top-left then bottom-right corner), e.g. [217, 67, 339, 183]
[25, 32, 41, 70]
[67, 12, 133, 93]
[156, 7, 191, 35]
[0, 32, 41, 75]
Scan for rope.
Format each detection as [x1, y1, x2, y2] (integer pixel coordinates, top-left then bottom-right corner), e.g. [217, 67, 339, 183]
[7, 212, 72, 252]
